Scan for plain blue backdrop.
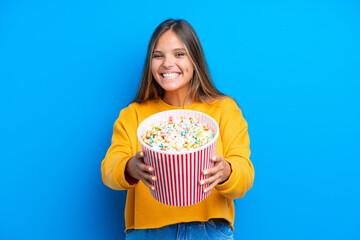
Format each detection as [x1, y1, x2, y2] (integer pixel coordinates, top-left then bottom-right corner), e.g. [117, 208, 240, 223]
[1, 0, 359, 239]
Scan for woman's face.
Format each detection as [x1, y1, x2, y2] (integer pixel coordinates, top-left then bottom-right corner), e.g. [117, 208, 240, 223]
[151, 30, 194, 97]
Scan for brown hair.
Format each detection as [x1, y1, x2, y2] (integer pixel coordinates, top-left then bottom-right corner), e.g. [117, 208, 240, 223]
[133, 19, 224, 103]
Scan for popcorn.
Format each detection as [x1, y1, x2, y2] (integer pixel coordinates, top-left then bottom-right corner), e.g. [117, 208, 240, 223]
[141, 116, 215, 152]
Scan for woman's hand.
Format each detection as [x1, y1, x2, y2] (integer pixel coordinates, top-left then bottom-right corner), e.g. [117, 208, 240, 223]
[125, 151, 157, 190]
[201, 155, 232, 193]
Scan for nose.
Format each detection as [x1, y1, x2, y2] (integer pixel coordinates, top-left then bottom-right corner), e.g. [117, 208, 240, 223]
[162, 56, 174, 68]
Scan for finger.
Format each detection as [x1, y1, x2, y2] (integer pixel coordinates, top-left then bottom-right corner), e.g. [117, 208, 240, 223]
[135, 151, 145, 159]
[211, 156, 226, 169]
[202, 164, 221, 176]
[211, 155, 222, 162]
[202, 156, 224, 175]
[141, 178, 156, 190]
[137, 171, 157, 189]
[133, 153, 153, 173]
[137, 161, 154, 173]
[139, 171, 157, 182]
[199, 172, 220, 186]
[204, 178, 220, 193]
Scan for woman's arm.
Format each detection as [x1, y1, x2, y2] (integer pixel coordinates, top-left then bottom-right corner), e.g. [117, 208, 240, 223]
[101, 107, 138, 190]
[202, 98, 255, 199]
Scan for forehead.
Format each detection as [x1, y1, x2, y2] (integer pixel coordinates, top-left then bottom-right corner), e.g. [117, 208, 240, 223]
[154, 31, 185, 50]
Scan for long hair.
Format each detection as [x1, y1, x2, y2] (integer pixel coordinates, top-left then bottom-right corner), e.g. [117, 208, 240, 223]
[133, 19, 224, 103]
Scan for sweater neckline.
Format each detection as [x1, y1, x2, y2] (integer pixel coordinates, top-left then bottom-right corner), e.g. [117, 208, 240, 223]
[158, 98, 201, 110]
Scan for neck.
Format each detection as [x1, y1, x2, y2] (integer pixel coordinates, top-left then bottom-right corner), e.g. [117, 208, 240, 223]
[163, 92, 194, 107]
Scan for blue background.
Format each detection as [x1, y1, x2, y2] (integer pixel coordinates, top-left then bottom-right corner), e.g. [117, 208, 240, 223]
[1, 0, 359, 239]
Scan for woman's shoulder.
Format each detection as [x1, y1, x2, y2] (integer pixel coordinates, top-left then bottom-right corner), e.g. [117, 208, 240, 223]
[208, 96, 241, 111]
[120, 99, 159, 115]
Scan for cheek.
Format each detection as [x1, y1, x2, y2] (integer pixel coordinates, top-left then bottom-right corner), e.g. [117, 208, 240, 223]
[189, 65, 194, 73]
[151, 62, 158, 76]
[182, 59, 194, 73]
[185, 65, 194, 75]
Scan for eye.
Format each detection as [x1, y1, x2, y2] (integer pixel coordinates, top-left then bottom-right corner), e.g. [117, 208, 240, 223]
[175, 52, 185, 57]
[153, 54, 163, 58]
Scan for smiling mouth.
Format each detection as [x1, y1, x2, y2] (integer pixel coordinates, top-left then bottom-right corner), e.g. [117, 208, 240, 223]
[161, 73, 180, 79]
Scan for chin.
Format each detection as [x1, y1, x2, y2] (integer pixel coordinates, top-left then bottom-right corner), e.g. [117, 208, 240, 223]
[160, 84, 181, 92]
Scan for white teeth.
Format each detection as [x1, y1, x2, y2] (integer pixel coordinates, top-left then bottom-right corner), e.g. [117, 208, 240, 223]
[162, 73, 180, 79]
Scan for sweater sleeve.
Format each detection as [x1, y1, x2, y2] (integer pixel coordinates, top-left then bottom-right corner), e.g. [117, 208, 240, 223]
[101, 106, 138, 190]
[215, 99, 255, 199]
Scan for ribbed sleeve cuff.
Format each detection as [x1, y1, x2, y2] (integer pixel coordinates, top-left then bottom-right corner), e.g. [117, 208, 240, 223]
[114, 157, 137, 189]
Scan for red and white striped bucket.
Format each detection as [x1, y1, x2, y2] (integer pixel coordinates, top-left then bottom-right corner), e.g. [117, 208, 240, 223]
[137, 109, 219, 206]
[137, 110, 219, 206]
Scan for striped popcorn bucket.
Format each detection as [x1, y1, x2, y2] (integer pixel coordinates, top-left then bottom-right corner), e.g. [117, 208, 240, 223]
[137, 110, 219, 206]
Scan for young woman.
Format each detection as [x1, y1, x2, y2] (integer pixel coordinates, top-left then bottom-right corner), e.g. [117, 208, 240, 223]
[101, 19, 254, 239]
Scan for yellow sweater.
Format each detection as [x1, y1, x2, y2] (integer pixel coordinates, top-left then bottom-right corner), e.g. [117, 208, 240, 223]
[101, 97, 254, 231]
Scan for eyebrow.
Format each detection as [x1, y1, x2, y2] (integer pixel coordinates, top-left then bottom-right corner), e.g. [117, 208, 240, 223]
[153, 48, 186, 53]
